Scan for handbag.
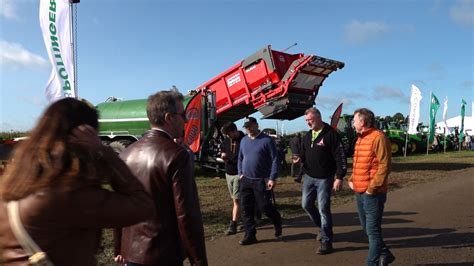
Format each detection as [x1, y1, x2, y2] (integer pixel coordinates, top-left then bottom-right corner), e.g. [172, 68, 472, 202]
[6, 201, 54, 266]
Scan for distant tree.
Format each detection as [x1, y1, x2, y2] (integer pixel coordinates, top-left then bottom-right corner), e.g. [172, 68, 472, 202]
[393, 112, 405, 122]
[384, 115, 392, 123]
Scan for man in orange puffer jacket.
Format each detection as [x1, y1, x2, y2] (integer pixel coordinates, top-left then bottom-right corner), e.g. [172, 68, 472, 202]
[348, 108, 395, 266]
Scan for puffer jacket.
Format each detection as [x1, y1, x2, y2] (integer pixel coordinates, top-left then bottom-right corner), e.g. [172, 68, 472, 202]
[350, 128, 392, 194]
[117, 129, 207, 266]
[0, 145, 154, 266]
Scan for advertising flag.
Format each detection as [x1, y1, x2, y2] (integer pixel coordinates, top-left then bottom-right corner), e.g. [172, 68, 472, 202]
[459, 99, 467, 140]
[40, 0, 75, 102]
[408, 84, 422, 134]
[442, 97, 451, 135]
[330, 103, 343, 129]
[184, 94, 202, 153]
[429, 92, 440, 143]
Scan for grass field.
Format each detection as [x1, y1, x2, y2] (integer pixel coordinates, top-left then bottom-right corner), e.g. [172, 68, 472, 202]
[97, 151, 474, 265]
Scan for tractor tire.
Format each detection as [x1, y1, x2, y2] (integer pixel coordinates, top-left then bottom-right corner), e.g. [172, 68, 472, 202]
[109, 140, 132, 153]
[390, 140, 403, 156]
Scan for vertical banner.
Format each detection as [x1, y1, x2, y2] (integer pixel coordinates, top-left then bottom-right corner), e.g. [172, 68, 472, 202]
[39, 0, 75, 102]
[408, 84, 422, 134]
[330, 102, 343, 129]
[429, 92, 440, 143]
[184, 94, 202, 153]
[459, 99, 467, 141]
[442, 97, 451, 135]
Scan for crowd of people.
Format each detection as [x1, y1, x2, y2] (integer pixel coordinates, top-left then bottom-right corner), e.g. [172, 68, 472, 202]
[0, 90, 397, 266]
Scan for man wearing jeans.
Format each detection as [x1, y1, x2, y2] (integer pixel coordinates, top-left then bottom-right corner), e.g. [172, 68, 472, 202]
[293, 107, 347, 254]
[349, 108, 395, 266]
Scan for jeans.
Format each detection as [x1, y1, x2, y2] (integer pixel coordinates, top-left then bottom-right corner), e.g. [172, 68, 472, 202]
[240, 177, 282, 236]
[356, 192, 388, 266]
[301, 174, 334, 243]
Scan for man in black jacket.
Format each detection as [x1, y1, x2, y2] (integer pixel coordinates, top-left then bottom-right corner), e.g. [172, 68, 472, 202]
[293, 107, 347, 255]
[220, 122, 245, 235]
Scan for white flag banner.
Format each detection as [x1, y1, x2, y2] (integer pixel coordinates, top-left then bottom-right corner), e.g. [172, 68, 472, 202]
[408, 84, 422, 134]
[442, 97, 451, 134]
[40, 0, 75, 102]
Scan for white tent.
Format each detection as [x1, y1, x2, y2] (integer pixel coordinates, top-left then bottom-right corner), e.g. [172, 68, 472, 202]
[436, 101, 473, 135]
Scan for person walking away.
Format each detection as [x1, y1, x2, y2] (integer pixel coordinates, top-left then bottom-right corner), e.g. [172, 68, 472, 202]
[292, 107, 347, 255]
[348, 108, 395, 266]
[220, 122, 245, 235]
[0, 98, 154, 266]
[237, 117, 282, 245]
[115, 90, 208, 266]
[289, 133, 304, 182]
[463, 132, 471, 151]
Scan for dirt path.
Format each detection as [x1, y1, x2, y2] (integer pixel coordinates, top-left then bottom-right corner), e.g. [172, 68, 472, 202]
[203, 168, 474, 265]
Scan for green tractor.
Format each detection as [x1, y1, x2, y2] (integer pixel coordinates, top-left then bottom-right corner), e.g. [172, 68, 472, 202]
[376, 120, 408, 156]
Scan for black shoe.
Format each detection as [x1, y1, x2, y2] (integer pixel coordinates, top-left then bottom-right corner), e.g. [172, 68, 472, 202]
[294, 176, 302, 183]
[225, 221, 237, 236]
[379, 252, 395, 265]
[317, 242, 333, 255]
[274, 221, 283, 239]
[239, 235, 258, 245]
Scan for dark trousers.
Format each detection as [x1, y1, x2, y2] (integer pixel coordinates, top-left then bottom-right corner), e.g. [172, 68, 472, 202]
[240, 177, 281, 236]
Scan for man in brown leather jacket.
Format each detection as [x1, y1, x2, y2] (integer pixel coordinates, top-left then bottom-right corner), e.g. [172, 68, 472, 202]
[115, 90, 208, 266]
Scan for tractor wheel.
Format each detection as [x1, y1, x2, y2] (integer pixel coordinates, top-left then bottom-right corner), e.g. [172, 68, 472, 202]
[390, 140, 403, 156]
[109, 140, 132, 153]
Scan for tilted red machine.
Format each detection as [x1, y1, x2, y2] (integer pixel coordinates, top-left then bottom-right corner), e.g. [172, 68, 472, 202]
[196, 45, 344, 123]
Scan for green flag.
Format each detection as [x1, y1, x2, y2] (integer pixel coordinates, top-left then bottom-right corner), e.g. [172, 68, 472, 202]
[459, 99, 467, 141]
[429, 93, 440, 143]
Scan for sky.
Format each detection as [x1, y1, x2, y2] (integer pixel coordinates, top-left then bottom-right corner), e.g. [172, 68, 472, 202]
[0, 0, 473, 133]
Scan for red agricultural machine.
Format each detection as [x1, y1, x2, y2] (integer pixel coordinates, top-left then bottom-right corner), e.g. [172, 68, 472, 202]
[97, 45, 344, 169]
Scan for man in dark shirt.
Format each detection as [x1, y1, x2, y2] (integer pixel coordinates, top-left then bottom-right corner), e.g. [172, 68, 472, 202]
[220, 122, 245, 235]
[293, 107, 347, 255]
[237, 117, 282, 245]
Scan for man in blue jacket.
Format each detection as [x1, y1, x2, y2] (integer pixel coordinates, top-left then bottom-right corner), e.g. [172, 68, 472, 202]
[293, 107, 347, 255]
[237, 117, 282, 245]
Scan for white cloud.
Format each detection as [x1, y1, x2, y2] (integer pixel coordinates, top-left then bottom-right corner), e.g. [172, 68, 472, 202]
[0, 40, 50, 71]
[0, 0, 19, 20]
[316, 95, 354, 111]
[450, 0, 474, 27]
[373, 86, 407, 102]
[344, 20, 389, 45]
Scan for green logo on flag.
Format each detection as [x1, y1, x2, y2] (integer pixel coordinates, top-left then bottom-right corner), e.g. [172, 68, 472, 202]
[429, 93, 440, 143]
[459, 99, 467, 141]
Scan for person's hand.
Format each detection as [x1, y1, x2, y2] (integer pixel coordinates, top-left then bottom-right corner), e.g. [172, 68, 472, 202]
[292, 155, 300, 164]
[114, 255, 126, 264]
[333, 179, 343, 192]
[221, 152, 228, 160]
[348, 181, 354, 190]
[267, 179, 276, 190]
[365, 191, 373, 195]
[69, 125, 102, 151]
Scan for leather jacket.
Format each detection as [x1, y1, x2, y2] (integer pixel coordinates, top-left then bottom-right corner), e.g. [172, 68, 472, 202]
[0, 145, 154, 266]
[117, 129, 207, 266]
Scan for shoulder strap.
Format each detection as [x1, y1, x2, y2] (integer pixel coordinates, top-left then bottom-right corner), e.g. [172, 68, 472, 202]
[7, 201, 53, 265]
